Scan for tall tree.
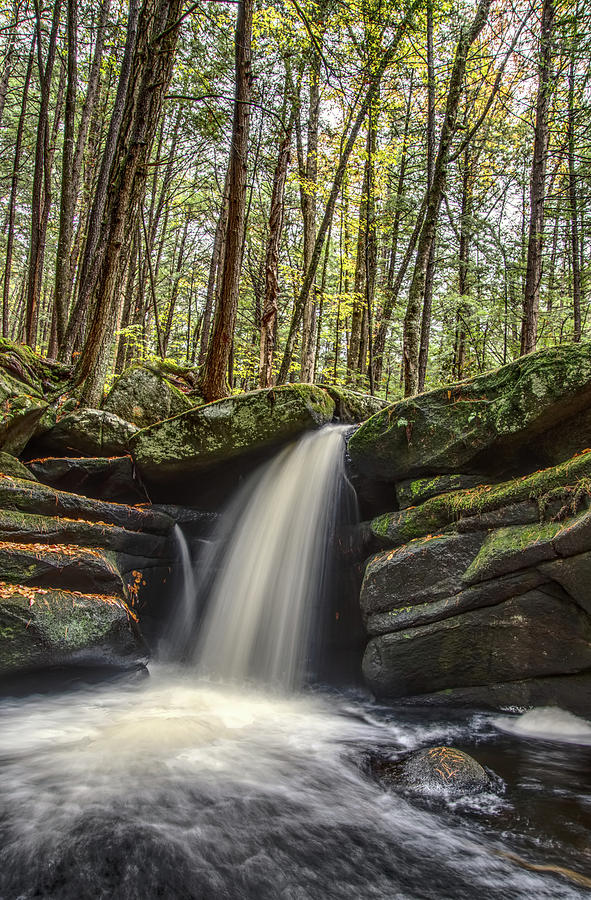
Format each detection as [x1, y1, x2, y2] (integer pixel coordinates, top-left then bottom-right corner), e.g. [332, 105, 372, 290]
[521, 0, 555, 355]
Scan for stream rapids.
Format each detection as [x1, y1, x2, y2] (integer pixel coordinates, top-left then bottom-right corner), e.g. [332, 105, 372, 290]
[1, 667, 590, 899]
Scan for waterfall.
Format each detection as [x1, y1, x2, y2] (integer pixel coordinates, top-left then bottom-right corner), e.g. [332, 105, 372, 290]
[171, 425, 351, 689]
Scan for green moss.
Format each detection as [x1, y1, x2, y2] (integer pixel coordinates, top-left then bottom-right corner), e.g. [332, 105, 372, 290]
[463, 519, 563, 584]
[374, 450, 591, 547]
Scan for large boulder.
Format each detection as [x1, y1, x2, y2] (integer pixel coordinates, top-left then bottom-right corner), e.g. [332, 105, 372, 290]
[103, 362, 198, 428]
[360, 449, 591, 710]
[131, 384, 335, 481]
[35, 408, 138, 457]
[0, 582, 144, 674]
[349, 342, 591, 482]
[325, 386, 388, 424]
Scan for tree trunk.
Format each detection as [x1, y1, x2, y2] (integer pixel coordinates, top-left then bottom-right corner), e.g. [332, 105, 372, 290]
[24, 0, 62, 347]
[372, 72, 413, 387]
[567, 50, 581, 342]
[2, 33, 35, 338]
[418, 0, 437, 392]
[521, 0, 555, 355]
[53, 0, 78, 352]
[73, 0, 185, 406]
[402, 0, 491, 396]
[454, 146, 473, 379]
[299, 52, 321, 382]
[199, 0, 253, 402]
[259, 125, 292, 387]
[61, 0, 141, 360]
[277, 0, 421, 383]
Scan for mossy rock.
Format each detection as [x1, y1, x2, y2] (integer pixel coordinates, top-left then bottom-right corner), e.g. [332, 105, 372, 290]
[36, 408, 138, 457]
[103, 363, 197, 428]
[462, 520, 563, 585]
[363, 586, 591, 699]
[349, 342, 591, 482]
[0, 542, 127, 597]
[0, 582, 144, 674]
[371, 449, 591, 548]
[395, 474, 484, 509]
[324, 385, 388, 424]
[0, 451, 37, 482]
[131, 384, 335, 480]
[0, 368, 48, 455]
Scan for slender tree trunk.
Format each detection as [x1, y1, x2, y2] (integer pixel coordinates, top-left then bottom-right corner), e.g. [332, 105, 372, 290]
[61, 0, 141, 360]
[3, 33, 35, 338]
[53, 0, 78, 352]
[259, 124, 292, 387]
[25, 0, 62, 347]
[567, 51, 581, 342]
[73, 0, 185, 405]
[418, 0, 436, 392]
[454, 147, 473, 379]
[162, 213, 190, 354]
[299, 52, 321, 382]
[277, 0, 421, 383]
[521, 0, 555, 355]
[348, 143, 371, 376]
[402, 0, 491, 396]
[199, 0, 253, 402]
[372, 73, 413, 387]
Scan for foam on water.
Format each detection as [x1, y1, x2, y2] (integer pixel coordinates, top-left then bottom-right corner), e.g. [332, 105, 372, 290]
[494, 707, 591, 745]
[0, 670, 581, 899]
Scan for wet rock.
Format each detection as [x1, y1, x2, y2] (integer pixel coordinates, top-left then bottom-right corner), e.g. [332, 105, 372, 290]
[0, 451, 37, 481]
[349, 342, 591, 482]
[103, 363, 197, 428]
[27, 455, 147, 504]
[360, 532, 484, 617]
[36, 408, 138, 458]
[395, 747, 492, 795]
[395, 474, 485, 509]
[363, 586, 591, 700]
[0, 582, 144, 674]
[132, 384, 335, 481]
[0, 474, 173, 533]
[325, 386, 388, 424]
[0, 542, 128, 597]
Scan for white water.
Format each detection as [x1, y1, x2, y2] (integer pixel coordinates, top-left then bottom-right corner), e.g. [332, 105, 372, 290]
[192, 426, 351, 688]
[0, 671, 582, 899]
[494, 706, 591, 745]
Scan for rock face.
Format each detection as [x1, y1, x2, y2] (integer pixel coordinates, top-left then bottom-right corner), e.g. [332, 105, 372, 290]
[351, 345, 591, 715]
[349, 342, 591, 481]
[325, 386, 388, 424]
[132, 384, 336, 481]
[28, 455, 147, 503]
[103, 362, 198, 427]
[35, 408, 138, 457]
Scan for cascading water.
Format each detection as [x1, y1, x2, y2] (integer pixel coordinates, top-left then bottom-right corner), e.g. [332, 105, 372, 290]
[172, 424, 353, 688]
[1, 427, 590, 899]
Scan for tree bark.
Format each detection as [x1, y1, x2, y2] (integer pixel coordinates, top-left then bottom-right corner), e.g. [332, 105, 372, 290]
[2, 32, 35, 338]
[259, 124, 292, 387]
[73, 0, 185, 405]
[299, 52, 321, 382]
[199, 0, 253, 402]
[567, 50, 581, 342]
[418, 0, 437, 392]
[402, 0, 491, 397]
[521, 0, 555, 355]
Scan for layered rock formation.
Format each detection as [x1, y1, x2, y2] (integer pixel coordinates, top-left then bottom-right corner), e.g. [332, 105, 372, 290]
[351, 342, 591, 714]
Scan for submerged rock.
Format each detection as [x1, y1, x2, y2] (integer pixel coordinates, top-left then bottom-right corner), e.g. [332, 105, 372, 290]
[395, 747, 492, 795]
[103, 362, 198, 428]
[132, 384, 335, 481]
[349, 342, 591, 482]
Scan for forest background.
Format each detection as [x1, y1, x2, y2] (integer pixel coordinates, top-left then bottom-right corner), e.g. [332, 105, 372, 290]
[0, 0, 588, 405]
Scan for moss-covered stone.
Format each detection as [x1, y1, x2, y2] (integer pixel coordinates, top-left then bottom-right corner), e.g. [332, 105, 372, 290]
[371, 449, 591, 548]
[462, 519, 563, 585]
[0, 582, 144, 674]
[0, 451, 37, 481]
[36, 407, 138, 457]
[0, 542, 128, 597]
[349, 342, 591, 481]
[103, 363, 197, 427]
[324, 385, 388, 424]
[395, 474, 484, 509]
[363, 586, 591, 699]
[0, 474, 173, 533]
[132, 384, 335, 480]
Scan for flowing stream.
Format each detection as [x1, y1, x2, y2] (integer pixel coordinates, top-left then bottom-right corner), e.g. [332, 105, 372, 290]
[1, 427, 590, 897]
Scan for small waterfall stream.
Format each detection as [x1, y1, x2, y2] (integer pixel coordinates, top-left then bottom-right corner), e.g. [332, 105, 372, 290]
[170, 425, 352, 688]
